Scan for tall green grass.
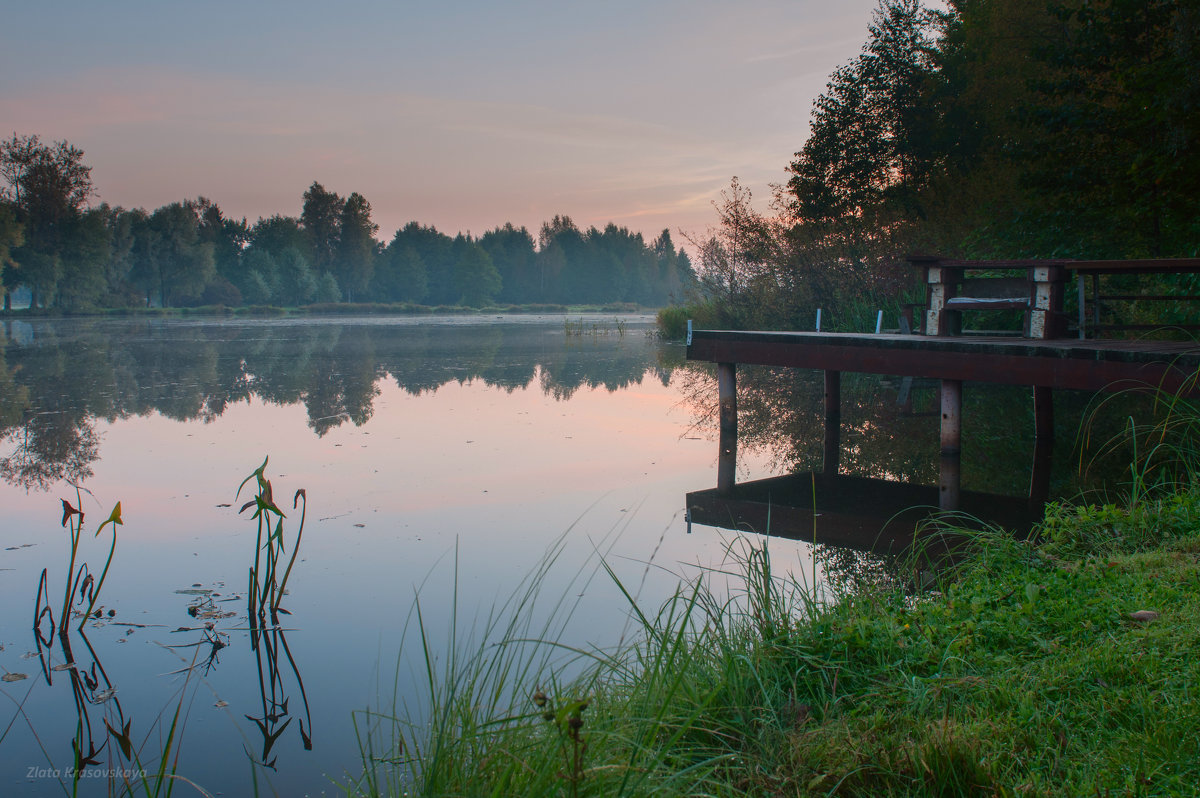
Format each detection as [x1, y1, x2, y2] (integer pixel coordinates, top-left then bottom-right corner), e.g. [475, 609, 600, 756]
[347, 490, 1200, 796]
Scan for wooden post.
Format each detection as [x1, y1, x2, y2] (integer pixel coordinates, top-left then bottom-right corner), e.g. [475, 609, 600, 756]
[1077, 273, 1086, 339]
[718, 426, 736, 494]
[925, 263, 964, 336]
[939, 379, 962, 511]
[717, 362, 737, 493]
[1029, 438, 1053, 508]
[939, 379, 962, 456]
[1033, 386, 1053, 442]
[939, 454, 961, 512]
[824, 370, 841, 474]
[1029, 265, 1065, 339]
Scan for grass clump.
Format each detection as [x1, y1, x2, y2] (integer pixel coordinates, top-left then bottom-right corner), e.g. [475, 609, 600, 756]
[348, 495, 1200, 797]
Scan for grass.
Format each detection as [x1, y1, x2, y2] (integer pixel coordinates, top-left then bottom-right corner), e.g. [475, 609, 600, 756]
[346, 493, 1200, 796]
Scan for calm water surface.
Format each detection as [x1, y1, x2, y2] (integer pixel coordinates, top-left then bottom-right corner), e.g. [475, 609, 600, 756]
[0, 314, 1149, 796]
[0, 315, 799, 796]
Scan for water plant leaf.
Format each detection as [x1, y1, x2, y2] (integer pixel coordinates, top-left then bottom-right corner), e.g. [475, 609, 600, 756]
[1, 673, 27, 682]
[236, 456, 270, 502]
[60, 498, 81, 527]
[106, 718, 133, 759]
[94, 687, 117, 702]
[97, 502, 122, 535]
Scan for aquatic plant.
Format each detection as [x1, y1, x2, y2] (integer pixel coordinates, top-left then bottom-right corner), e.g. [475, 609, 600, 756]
[235, 456, 314, 769]
[236, 456, 306, 619]
[33, 489, 122, 637]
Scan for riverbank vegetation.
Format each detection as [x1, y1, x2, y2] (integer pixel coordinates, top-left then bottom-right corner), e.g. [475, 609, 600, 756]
[664, 0, 1200, 336]
[348, 488, 1200, 796]
[347, 372, 1200, 795]
[0, 147, 695, 312]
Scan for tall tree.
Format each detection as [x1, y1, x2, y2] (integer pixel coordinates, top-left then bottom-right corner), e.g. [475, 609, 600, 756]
[300, 182, 344, 275]
[451, 235, 501, 306]
[0, 203, 23, 310]
[480, 223, 537, 303]
[391, 222, 455, 304]
[130, 201, 216, 307]
[0, 134, 96, 307]
[334, 192, 378, 301]
[374, 235, 429, 303]
[787, 0, 943, 231]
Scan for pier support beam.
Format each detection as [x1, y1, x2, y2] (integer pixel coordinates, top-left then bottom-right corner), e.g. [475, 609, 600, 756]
[939, 380, 962, 456]
[823, 370, 841, 474]
[1029, 438, 1053, 508]
[717, 362, 737, 493]
[939, 379, 962, 510]
[1033, 386, 1053, 441]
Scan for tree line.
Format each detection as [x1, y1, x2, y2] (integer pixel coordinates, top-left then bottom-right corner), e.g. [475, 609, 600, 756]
[686, 0, 1200, 331]
[0, 137, 695, 310]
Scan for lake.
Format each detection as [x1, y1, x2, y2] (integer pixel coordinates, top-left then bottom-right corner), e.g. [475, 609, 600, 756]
[0, 314, 1144, 796]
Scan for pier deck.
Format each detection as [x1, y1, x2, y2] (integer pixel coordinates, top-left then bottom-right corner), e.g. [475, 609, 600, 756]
[687, 330, 1200, 394]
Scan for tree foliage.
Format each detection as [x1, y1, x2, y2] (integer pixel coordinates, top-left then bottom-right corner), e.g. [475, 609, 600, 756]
[0, 139, 691, 310]
[695, 0, 1200, 332]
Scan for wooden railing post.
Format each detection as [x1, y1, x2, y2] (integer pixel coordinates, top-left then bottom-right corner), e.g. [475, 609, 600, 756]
[1028, 265, 1066, 339]
[717, 362, 737, 492]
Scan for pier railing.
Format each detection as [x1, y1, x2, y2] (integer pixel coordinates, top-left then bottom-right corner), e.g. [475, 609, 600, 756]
[909, 256, 1200, 340]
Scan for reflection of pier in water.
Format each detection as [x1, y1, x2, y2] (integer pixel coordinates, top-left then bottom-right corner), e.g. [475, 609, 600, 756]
[686, 471, 1044, 556]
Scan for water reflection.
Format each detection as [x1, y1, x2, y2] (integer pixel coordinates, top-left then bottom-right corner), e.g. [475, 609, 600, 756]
[683, 363, 1161, 590]
[0, 316, 678, 491]
[31, 625, 133, 791]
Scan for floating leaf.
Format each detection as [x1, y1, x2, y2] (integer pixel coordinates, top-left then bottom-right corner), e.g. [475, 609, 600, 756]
[51, 662, 76, 672]
[2, 673, 27, 682]
[214, 699, 229, 708]
[93, 687, 117, 702]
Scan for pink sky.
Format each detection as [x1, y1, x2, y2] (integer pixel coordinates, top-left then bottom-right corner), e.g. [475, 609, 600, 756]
[1, 1, 885, 244]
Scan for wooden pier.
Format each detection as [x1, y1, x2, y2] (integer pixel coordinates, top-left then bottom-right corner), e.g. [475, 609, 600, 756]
[689, 329, 1200, 509]
[691, 258, 1200, 544]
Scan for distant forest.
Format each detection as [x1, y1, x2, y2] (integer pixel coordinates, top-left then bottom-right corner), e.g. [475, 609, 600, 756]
[0, 146, 695, 311]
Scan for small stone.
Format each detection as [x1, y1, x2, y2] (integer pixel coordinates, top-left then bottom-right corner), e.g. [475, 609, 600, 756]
[1129, 610, 1159, 622]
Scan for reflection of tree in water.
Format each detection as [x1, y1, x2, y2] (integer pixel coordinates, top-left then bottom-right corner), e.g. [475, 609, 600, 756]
[0, 317, 673, 486]
[679, 361, 1169, 593]
[0, 412, 99, 490]
[678, 362, 1156, 499]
